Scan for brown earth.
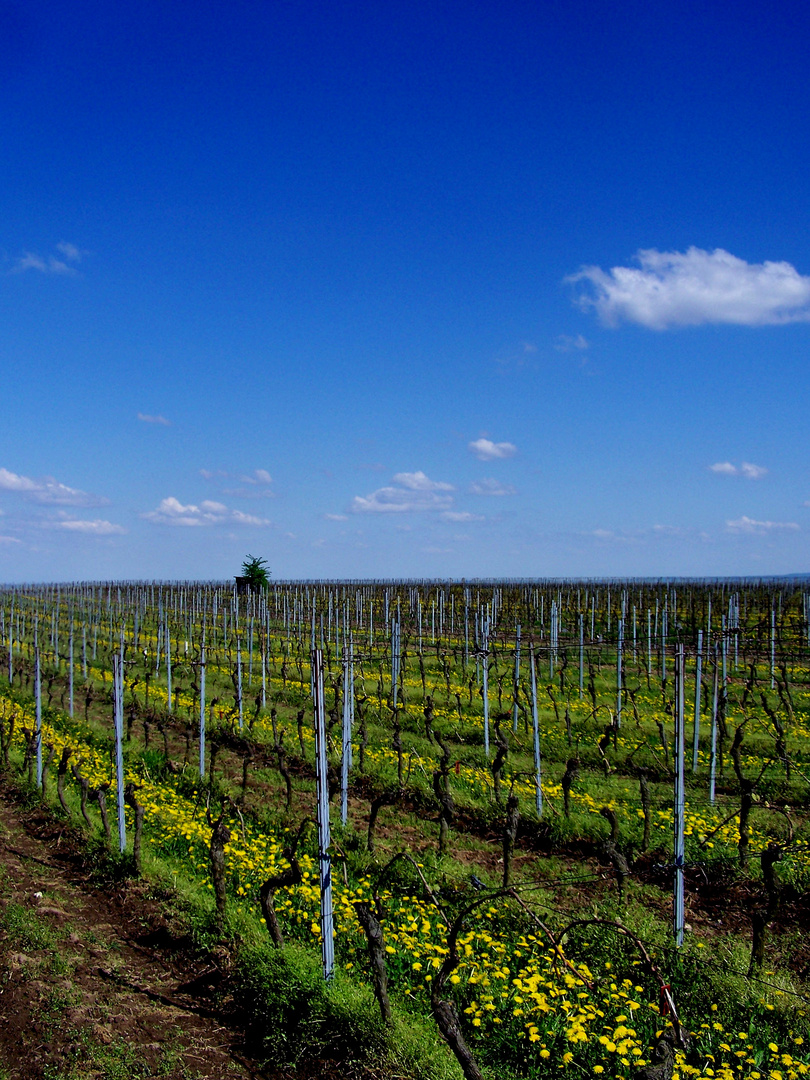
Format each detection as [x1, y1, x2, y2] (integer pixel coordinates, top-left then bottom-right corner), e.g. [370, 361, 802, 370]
[0, 782, 314, 1080]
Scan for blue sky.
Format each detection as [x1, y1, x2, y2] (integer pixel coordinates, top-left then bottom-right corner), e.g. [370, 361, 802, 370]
[2, 0, 809, 581]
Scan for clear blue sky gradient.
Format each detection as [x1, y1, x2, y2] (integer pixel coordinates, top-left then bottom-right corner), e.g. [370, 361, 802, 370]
[2, 0, 809, 580]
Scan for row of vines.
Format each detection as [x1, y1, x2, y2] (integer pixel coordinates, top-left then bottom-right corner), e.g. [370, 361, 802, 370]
[1, 578, 809, 1080]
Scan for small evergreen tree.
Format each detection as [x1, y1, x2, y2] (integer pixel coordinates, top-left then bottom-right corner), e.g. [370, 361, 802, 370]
[241, 554, 271, 591]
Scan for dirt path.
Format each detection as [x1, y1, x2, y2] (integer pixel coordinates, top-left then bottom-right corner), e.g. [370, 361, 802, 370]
[0, 783, 264, 1080]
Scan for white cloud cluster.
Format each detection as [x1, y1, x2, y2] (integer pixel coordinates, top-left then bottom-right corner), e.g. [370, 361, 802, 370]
[554, 333, 589, 352]
[469, 478, 516, 497]
[137, 412, 171, 426]
[200, 467, 275, 498]
[468, 438, 517, 461]
[142, 497, 270, 527]
[0, 467, 107, 506]
[568, 247, 810, 329]
[710, 461, 767, 479]
[13, 241, 85, 276]
[352, 471, 454, 514]
[57, 518, 126, 535]
[441, 511, 484, 522]
[726, 516, 799, 534]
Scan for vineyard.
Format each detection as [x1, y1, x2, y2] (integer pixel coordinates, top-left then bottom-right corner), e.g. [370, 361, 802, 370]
[1, 579, 809, 1080]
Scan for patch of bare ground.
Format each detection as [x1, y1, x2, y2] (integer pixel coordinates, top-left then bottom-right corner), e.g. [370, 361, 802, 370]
[0, 782, 268, 1080]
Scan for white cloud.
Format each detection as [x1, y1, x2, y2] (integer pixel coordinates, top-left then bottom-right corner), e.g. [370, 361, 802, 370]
[137, 412, 171, 426]
[391, 471, 454, 492]
[56, 242, 82, 261]
[12, 242, 84, 276]
[468, 438, 517, 462]
[0, 467, 107, 507]
[710, 461, 767, 478]
[0, 535, 21, 544]
[440, 511, 484, 523]
[202, 467, 275, 497]
[230, 509, 271, 526]
[324, 513, 348, 521]
[587, 528, 644, 546]
[740, 462, 767, 479]
[726, 516, 799, 534]
[568, 247, 810, 329]
[469, 478, 517, 497]
[554, 333, 589, 352]
[239, 468, 273, 485]
[143, 496, 269, 527]
[352, 471, 455, 513]
[57, 518, 126, 535]
[143, 497, 213, 527]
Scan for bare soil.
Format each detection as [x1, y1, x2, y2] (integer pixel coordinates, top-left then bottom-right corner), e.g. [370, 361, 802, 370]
[0, 781, 268, 1080]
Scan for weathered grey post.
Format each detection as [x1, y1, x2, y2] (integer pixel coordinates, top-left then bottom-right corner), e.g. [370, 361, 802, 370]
[312, 649, 335, 980]
[692, 629, 703, 772]
[673, 643, 685, 947]
[770, 606, 776, 690]
[166, 621, 172, 713]
[391, 619, 400, 708]
[237, 637, 243, 729]
[199, 642, 206, 778]
[482, 618, 490, 758]
[341, 643, 353, 826]
[512, 624, 521, 734]
[35, 646, 42, 789]
[68, 625, 74, 717]
[113, 650, 126, 853]
[615, 618, 623, 728]
[530, 645, 542, 816]
[709, 646, 719, 804]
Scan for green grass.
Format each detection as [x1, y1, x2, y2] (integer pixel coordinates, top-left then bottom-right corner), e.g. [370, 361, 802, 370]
[1, 900, 64, 952]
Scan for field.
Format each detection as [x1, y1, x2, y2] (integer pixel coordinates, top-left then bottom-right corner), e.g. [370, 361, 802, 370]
[1, 578, 809, 1080]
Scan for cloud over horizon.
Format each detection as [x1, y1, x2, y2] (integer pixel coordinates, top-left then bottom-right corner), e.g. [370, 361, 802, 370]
[0, 467, 108, 507]
[56, 518, 126, 535]
[142, 496, 270, 527]
[568, 247, 810, 329]
[201, 467, 275, 498]
[726, 516, 799, 534]
[468, 438, 517, 461]
[469, 478, 517, 496]
[352, 471, 455, 513]
[710, 461, 768, 479]
[12, 242, 85, 276]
